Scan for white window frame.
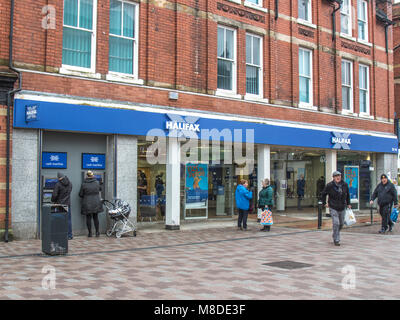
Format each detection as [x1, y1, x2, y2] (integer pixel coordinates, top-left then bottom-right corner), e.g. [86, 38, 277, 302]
[216, 25, 238, 97]
[298, 0, 312, 24]
[61, 0, 98, 75]
[359, 64, 370, 116]
[244, 0, 268, 13]
[357, 0, 368, 43]
[340, 0, 352, 37]
[298, 47, 313, 108]
[245, 33, 263, 99]
[107, 0, 140, 82]
[341, 59, 353, 113]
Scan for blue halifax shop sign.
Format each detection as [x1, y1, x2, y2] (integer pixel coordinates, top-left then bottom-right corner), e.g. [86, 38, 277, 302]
[14, 99, 398, 154]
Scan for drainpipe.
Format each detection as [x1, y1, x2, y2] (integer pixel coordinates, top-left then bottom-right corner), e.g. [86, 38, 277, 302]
[5, 0, 22, 242]
[332, 1, 342, 41]
[384, 21, 395, 53]
[331, 1, 341, 114]
[275, 0, 279, 20]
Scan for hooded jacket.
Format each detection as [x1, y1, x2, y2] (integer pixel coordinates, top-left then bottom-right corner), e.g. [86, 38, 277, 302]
[235, 184, 253, 210]
[51, 176, 72, 206]
[371, 181, 398, 207]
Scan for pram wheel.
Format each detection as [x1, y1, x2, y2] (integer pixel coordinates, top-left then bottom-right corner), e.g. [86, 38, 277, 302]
[106, 230, 113, 237]
[116, 232, 122, 238]
[133, 230, 137, 237]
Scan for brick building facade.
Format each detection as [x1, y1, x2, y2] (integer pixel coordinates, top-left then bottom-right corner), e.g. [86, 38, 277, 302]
[1, 0, 398, 239]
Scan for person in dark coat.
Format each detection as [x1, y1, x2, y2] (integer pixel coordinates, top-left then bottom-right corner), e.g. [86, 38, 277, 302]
[79, 170, 103, 237]
[320, 171, 351, 246]
[297, 175, 305, 210]
[51, 172, 73, 239]
[258, 178, 274, 232]
[370, 173, 398, 234]
[316, 176, 325, 204]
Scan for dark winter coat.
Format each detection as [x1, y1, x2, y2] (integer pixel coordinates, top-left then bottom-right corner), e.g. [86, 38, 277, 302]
[297, 179, 305, 197]
[79, 178, 103, 215]
[258, 186, 274, 208]
[320, 180, 351, 211]
[51, 176, 72, 206]
[371, 182, 398, 207]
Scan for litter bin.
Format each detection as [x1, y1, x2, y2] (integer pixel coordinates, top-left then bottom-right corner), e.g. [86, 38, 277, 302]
[42, 204, 68, 255]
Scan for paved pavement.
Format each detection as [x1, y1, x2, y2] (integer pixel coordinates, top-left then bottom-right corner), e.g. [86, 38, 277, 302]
[0, 219, 399, 300]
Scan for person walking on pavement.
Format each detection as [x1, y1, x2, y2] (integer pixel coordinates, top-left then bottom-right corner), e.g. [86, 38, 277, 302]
[320, 171, 351, 246]
[51, 172, 73, 240]
[235, 179, 253, 231]
[258, 178, 274, 232]
[297, 175, 305, 210]
[370, 173, 398, 234]
[79, 170, 103, 237]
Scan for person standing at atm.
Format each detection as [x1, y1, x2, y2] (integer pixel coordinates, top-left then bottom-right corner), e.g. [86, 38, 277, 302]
[79, 170, 103, 237]
[51, 172, 73, 240]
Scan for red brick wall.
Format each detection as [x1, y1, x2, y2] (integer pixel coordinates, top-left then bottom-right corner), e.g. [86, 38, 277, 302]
[393, 3, 400, 119]
[0, 0, 395, 130]
[0, 104, 11, 229]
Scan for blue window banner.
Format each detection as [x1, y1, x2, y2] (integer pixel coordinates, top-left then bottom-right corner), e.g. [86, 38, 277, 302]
[13, 99, 399, 154]
[82, 153, 106, 169]
[42, 152, 67, 169]
[344, 166, 359, 202]
[185, 163, 208, 208]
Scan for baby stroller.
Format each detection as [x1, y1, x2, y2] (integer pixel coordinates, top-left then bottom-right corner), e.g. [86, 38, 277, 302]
[103, 199, 137, 238]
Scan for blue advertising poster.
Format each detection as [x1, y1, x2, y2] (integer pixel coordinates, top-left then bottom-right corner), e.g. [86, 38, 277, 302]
[185, 163, 208, 207]
[42, 152, 67, 169]
[344, 166, 359, 201]
[82, 153, 106, 169]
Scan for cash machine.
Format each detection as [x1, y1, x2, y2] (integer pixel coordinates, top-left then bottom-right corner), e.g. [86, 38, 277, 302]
[42, 176, 59, 204]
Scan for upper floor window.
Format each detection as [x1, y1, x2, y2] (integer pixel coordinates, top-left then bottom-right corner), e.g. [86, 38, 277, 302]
[299, 48, 313, 106]
[357, 0, 368, 42]
[341, 60, 353, 112]
[246, 34, 263, 96]
[62, 0, 97, 71]
[359, 64, 369, 114]
[246, 0, 261, 5]
[298, 0, 312, 23]
[217, 26, 236, 92]
[109, 0, 138, 76]
[341, 0, 352, 36]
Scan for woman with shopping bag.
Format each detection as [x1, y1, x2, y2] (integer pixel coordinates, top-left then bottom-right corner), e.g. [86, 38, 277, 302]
[258, 178, 274, 232]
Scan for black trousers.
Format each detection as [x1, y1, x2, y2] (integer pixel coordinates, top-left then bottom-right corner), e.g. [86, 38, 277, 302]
[238, 209, 248, 229]
[380, 204, 393, 231]
[86, 213, 99, 233]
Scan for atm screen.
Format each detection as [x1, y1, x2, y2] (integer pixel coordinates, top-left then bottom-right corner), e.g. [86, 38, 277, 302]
[44, 178, 58, 189]
[94, 174, 103, 184]
[43, 192, 53, 203]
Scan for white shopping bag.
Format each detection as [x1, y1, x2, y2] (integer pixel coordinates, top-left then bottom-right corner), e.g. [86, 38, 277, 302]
[344, 208, 356, 226]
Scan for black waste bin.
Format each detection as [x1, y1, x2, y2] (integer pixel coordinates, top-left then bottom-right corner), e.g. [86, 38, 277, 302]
[42, 204, 68, 255]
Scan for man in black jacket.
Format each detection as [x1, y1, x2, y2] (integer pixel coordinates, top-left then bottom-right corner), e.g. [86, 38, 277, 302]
[51, 172, 73, 239]
[370, 173, 398, 234]
[320, 171, 351, 246]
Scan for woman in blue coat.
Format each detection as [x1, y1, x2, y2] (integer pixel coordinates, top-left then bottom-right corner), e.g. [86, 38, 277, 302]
[235, 179, 253, 231]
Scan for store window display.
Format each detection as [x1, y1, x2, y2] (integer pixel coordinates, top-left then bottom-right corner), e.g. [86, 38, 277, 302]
[137, 138, 166, 221]
[270, 148, 325, 211]
[337, 152, 376, 211]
